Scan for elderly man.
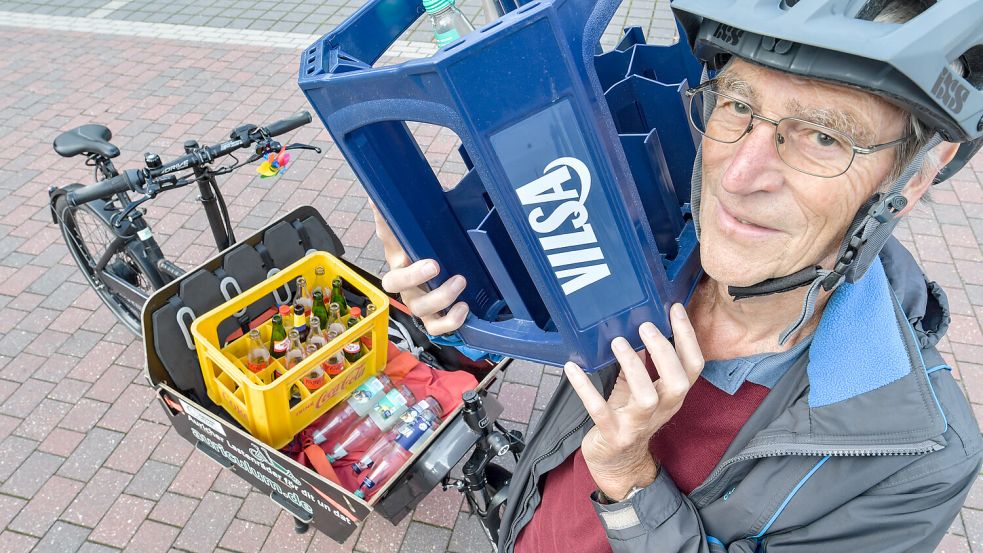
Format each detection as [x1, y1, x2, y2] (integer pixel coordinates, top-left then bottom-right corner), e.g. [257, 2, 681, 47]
[373, 0, 983, 551]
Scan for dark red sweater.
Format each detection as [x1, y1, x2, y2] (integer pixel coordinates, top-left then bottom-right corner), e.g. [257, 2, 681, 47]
[514, 376, 770, 553]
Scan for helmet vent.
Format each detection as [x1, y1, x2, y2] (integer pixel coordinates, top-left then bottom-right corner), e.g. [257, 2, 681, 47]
[779, 0, 802, 9]
[858, 0, 937, 22]
[959, 46, 983, 90]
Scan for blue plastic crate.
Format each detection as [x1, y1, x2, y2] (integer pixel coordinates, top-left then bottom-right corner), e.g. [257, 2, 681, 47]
[299, 0, 704, 372]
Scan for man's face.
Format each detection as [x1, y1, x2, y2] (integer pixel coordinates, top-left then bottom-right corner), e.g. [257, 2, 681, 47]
[698, 59, 908, 287]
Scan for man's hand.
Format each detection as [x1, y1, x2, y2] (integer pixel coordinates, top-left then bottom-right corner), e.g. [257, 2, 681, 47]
[564, 303, 705, 502]
[371, 203, 469, 335]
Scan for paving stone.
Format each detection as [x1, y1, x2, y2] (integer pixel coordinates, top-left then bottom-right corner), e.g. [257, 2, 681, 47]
[260, 510, 317, 552]
[125, 460, 180, 501]
[57, 427, 123, 482]
[8, 475, 83, 537]
[0, 435, 37, 482]
[63, 468, 133, 528]
[168, 450, 222, 499]
[446, 510, 496, 553]
[149, 492, 200, 528]
[0, 531, 38, 553]
[355, 511, 412, 553]
[173, 491, 243, 553]
[105, 420, 169, 474]
[237, 491, 283, 526]
[217, 518, 271, 553]
[495, 382, 537, 424]
[14, 398, 71, 441]
[399, 521, 452, 553]
[124, 520, 179, 553]
[34, 521, 91, 553]
[88, 494, 155, 549]
[0, 494, 27, 529]
[0, 450, 64, 499]
[411, 487, 463, 529]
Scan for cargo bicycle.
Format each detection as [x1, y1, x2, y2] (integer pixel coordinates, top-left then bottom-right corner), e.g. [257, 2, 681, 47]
[47, 111, 320, 335]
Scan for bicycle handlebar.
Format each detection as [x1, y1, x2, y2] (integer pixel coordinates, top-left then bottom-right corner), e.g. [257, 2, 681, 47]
[65, 112, 314, 207]
[67, 169, 140, 207]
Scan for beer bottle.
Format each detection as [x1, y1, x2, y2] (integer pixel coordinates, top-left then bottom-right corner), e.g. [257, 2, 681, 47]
[312, 265, 328, 297]
[331, 277, 350, 318]
[344, 329, 366, 364]
[292, 304, 309, 343]
[278, 304, 293, 332]
[307, 316, 327, 350]
[322, 330, 345, 377]
[269, 314, 289, 360]
[246, 329, 270, 374]
[296, 277, 313, 316]
[303, 346, 326, 391]
[311, 290, 329, 333]
[327, 302, 345, 336]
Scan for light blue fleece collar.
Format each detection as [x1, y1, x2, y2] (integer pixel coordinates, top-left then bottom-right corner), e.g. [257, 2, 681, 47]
[807, 257, 911, 408]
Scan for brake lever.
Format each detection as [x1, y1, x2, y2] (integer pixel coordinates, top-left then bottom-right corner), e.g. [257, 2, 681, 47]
[284, 143, 322, 154]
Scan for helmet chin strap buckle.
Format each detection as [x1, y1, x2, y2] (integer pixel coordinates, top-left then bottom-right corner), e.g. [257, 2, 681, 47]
[868, 193, 908, 223]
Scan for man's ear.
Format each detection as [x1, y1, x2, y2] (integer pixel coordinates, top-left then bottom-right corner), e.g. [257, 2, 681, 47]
[897, 141, 961, 217]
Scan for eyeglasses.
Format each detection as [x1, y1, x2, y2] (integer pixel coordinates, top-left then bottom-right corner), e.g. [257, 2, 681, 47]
[684, 80, 911, 178]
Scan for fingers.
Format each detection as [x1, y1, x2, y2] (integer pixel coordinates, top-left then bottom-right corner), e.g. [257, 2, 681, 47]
[372, 206, 411, 269]
[610, 337, 658, 410]
[406, 274, 467, 318]
[421, 301, 469, 335]
[668, 303, 705, 383]
[564, 361, 614, 435]
[380, 259, 438, 294]
[639, 320, 690, 405]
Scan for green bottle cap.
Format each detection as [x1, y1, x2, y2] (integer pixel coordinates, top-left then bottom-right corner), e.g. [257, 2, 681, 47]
[422, 0, 453, 14]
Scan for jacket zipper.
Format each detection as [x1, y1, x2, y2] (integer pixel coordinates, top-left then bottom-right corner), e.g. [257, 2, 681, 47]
[690, 440, 944, 507]
[505, 414, 591, 550]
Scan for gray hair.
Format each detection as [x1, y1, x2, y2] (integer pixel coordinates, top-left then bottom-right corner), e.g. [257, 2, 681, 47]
[872, 0, 963, 183]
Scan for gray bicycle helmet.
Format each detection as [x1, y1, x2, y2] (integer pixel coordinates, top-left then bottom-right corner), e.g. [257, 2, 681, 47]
[669, 0, 983, 343]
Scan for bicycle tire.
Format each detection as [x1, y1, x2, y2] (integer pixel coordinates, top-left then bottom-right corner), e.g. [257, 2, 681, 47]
[53, 189, 154, 335]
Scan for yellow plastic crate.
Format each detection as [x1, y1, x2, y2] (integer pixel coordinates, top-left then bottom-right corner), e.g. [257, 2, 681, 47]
[191, 251, 390, 448]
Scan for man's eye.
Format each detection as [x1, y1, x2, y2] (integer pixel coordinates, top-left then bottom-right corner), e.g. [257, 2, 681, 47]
[813, 131, 839, 147]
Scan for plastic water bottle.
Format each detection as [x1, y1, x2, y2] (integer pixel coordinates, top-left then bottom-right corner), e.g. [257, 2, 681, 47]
[352, 398, 442, 475]
[352, 406, 442, 499]
[309, 374, 398, 445]
[322, 385, 417, 462]
[424, 0, 474, 48]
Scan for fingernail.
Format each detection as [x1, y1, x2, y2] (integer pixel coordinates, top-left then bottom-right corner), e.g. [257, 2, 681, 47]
[640, 322, 658, 338]
[563, 362, 581, 376]
[424, 261, 438, 278]
[451, 275, 466, 290]
[612, 337, 631, 353]
[671, 303, 687, 320]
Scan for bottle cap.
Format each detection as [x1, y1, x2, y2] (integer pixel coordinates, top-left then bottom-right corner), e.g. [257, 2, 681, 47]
[350, 307, 361, 318]
[279, 305, 291, 317]
[423, 0, 453, 13]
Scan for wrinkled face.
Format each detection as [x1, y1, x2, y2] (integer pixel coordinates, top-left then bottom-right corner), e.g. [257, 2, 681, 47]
[698, 59, 908, 286]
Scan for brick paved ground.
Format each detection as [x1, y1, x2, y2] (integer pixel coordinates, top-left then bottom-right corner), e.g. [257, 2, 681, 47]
[0, 1, 980, 553]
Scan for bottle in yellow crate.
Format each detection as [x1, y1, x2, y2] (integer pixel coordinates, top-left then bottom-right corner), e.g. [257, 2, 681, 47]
[246, 329, 270, 374]
[307, 316, 327, 350]
[327, 302, 345, 336]
[331, 277, 350, 318]
[344, 321, 366, 364]
[302, 347, 326, 391]
[312, 265, 328, 297]
[312, 290, 329, 334]
[270, 314, 288, 360]
[362, 304, 376, 349]
[292, 304, 309, 343]
[323, 330, 345, 377]
[278, 304, 293, 332]
[283, 329, 306, 373]
[296, 277, 313, 316]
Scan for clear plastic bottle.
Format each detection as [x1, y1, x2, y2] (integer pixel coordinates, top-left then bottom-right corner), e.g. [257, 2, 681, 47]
[352, 398, 442, 475]
[351, 406, 442, 499]
[322, 385, 417, 462]
[309, 374, 398, 445]
[424, 0, 475, 48]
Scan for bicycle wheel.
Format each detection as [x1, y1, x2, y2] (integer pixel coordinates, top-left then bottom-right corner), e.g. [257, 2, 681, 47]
[53, 189, 156, 335]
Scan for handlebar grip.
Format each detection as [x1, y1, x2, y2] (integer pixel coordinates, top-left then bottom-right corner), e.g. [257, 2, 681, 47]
[264, 111, 312, 137]
[67, 170, 139, 207]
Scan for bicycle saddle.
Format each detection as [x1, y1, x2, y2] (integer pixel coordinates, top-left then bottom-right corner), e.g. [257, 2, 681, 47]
[53, 124, 120, 159]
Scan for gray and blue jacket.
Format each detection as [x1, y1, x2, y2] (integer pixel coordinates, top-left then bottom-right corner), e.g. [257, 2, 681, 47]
[498, 238, 983, 552]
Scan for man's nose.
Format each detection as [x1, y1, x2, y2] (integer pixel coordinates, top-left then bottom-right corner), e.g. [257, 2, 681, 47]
[719, 122, 785, 195]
